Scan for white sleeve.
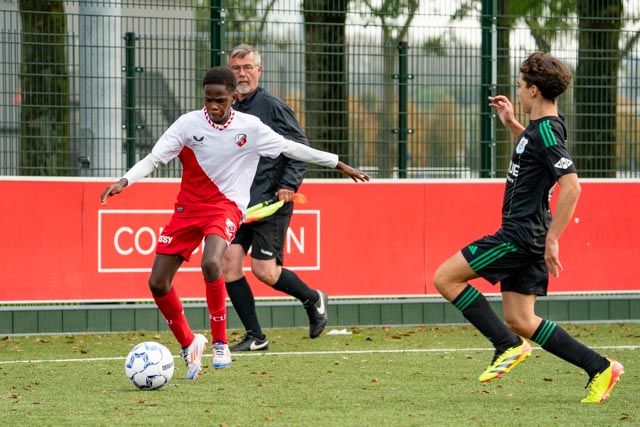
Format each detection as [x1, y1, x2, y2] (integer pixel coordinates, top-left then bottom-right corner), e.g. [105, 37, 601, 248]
[122, 153, 163, 186]
[281, 139, 339, 168]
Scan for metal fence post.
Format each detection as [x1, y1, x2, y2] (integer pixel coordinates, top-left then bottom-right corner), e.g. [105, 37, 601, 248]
[210, 0, 226, 67]
[480, 0, 497, 177]
[394, 41, 413, 179]
[124, 32, 136, 168]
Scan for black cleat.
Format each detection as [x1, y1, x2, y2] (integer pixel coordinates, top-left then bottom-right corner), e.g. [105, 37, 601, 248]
[306, 290, 328, 339]
[229, 333, 269, 352]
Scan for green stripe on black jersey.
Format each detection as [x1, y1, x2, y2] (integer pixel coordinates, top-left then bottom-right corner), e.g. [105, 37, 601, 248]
[539, 120, 558, 147]
[468, 242, 517, 271]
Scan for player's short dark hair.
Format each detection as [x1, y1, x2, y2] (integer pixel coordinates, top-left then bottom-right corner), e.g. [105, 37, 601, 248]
[202, 67, 236, 92]
[520, 52, 572, 101]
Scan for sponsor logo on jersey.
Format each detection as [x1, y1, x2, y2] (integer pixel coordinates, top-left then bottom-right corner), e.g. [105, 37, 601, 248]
[192, 135, 205, 144]
[234, 134, 248, 147]
[468, 245, 478, 255]
[554, 157, 574, 169]
[158, 234, 173, 244]
[507, 161, 520, 180]
[516, 136, 528, 154]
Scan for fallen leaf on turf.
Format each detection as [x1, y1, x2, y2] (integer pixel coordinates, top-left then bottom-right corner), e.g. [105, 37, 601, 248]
[3, 393, 20, 399]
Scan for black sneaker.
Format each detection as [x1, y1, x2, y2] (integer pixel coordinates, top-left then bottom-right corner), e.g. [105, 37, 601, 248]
[229, 333, 269, 352]
[306, 290, 328, 339]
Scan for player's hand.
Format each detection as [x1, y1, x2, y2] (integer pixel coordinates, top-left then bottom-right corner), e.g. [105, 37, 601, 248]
[336, 162, 370, 182]
[275, 188, 295, 202]
[544, 238, 563, 278]
[488, 95, 516, 126]
[100, 178, 128, 205]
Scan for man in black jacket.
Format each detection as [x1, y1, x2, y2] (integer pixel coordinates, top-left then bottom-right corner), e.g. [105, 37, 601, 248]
[222, 45, 328, 351]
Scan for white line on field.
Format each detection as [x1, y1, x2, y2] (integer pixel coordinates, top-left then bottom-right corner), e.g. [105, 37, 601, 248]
[0, 345, 638, 365]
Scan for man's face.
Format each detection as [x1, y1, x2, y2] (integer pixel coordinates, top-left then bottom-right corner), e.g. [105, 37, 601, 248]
[203, 84, 236, 124]
[228, 52, 262, 99]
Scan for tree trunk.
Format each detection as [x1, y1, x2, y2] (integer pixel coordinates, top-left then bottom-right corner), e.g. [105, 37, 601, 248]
[303, 0, 349, 178]
[574, 0, 622, 177]
[19, 0, 69, 176]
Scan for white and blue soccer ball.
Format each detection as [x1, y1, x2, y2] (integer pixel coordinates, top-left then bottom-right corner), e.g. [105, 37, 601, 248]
[124, 341, 175, 390]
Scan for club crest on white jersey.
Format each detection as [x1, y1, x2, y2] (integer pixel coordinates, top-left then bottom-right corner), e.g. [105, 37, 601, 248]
[516, 137, 529, 154]
[234, 134, 248, 147]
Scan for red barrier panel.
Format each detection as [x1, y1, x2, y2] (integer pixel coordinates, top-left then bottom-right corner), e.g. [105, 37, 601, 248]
[0, 178, 638, 302]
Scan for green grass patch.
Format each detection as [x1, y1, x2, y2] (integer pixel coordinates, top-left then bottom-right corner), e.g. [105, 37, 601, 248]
[1, 324, 638, 426]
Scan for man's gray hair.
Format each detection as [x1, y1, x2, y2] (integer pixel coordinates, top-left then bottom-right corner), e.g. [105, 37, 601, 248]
[228, 44, 262, 66]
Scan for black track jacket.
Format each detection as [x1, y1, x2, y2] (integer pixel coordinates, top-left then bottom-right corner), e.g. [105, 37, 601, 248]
[233, 87, 309, 218]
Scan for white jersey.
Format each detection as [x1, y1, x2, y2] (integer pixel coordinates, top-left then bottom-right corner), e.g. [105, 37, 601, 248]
[123, 108, 338, 214]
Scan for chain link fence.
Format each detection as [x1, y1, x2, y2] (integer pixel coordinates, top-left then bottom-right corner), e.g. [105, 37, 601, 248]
[1, 0, 639, 178]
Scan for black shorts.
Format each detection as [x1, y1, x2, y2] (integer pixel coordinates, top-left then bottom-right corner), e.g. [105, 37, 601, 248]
[460, 231, 549, 296]
[232, 214, 291, 265]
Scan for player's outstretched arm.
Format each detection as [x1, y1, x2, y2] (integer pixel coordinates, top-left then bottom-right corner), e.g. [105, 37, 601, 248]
[100, 178, 129, 205]
[336, 161, 370, 182]
[100, 153, 163, 205]
[281, 140, 369, 182]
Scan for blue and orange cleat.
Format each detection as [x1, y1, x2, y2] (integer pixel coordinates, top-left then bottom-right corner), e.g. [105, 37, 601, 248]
[180, 333, 207, 380]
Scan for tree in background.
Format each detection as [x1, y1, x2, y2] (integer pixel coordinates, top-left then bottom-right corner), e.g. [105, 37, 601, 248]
[303, 0, 349, 178]
[574, 0, 622, 177]
[18, 0, 69, 176]
[455, 0, 639, 178]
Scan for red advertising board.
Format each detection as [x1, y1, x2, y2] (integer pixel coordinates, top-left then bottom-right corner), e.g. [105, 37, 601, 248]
[0, 178, 638, 302]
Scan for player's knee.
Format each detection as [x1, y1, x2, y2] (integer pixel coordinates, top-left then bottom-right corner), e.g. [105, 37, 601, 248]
[201, 258, 222, 282]
[433, 266, 449, 294]
[221, 252, 243, 277]
[148, 276, 170, 296]
[253, 266, 279, 285]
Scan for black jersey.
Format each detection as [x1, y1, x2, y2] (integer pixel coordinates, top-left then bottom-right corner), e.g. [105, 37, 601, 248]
[233, 87, 308, 217]
[501, 116, 577, 253]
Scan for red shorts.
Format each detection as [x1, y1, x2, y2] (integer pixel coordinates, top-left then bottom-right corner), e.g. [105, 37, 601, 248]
[156, 202, 242, 262]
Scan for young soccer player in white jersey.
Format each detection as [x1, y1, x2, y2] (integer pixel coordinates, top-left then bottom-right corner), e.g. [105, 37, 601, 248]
[433, 52, 623, 403]
[100, 67, 370, 380]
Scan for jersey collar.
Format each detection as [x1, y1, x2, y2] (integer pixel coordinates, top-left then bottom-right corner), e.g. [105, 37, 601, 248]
[203, 107, 235, 131]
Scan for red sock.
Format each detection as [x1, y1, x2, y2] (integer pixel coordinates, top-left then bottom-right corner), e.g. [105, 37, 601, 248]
[206, 276, 227, 344]
[153, 287, 194, 348]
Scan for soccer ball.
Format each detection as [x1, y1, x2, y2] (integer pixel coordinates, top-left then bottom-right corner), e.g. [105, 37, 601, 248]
[124, 341, 175, 390]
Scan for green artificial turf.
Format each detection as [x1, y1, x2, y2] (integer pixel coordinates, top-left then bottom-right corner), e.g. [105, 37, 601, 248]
[1, 323, 638, 426]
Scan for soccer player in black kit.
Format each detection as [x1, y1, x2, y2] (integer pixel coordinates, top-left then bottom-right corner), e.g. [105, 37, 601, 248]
[433, 52, 623, 403]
